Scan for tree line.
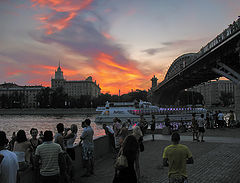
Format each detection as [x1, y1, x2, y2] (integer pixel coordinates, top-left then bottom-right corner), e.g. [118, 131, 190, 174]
[0, 87, 148, 108]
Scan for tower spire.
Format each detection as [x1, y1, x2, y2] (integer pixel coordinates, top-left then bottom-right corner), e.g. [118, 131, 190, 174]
[59, 60, 61, 68]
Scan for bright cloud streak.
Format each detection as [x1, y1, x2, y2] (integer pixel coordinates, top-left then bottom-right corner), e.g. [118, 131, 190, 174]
[31, 0, 94, 34]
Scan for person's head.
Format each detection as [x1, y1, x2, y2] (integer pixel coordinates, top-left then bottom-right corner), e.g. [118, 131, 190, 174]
[201, 114, 204, 118]
[43, 130, 53, 142]
[152, 114, 155, 119]
[0, 131, 8, 147]
[117, 118, 121, 123]
[70, 124, 78, 133]
[192, 113, 196, 117]
[102, 124, 107, 129]
[113, 117, 118, 123]
[171, 132, 180, 144]
[132, 126, 143, 140]
[56, 123, 64, 133]
[30, 128, 38, 138]
[122, 122, 126, 128]
[16, 130, 27, 143]
[84, 119, 91, 126]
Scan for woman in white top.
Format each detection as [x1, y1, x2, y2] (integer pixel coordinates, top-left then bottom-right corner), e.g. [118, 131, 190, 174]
[13, 130, 32, 170]
[64, 124, 78, 160]
[197, 114, 206, 142]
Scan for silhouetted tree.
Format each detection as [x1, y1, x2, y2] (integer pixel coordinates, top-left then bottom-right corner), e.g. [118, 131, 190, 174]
[176, 91, 203, 106]
[36, 87, 52, 108]
[219, 91, 234, 106]
[51, 87, 68, 108]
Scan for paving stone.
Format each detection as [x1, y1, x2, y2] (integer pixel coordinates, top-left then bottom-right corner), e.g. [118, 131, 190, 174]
[75, 128, 240, 183]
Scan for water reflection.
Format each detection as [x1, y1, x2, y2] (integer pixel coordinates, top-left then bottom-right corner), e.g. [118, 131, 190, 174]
[0, 115, 105, 143]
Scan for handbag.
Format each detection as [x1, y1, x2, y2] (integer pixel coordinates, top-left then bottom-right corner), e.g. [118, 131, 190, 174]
[114, 154, 128, 170]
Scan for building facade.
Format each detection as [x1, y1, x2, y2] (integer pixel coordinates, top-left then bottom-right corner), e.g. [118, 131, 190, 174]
[0, 83, 44, 108]
[188, 80, 234, 107]
[51, 65, 101, 98]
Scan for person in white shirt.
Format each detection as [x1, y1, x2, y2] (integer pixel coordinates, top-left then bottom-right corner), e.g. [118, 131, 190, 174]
[0, 131, 19, 183]
[217, 111, 225, 128]
[197, 114, 206, 142]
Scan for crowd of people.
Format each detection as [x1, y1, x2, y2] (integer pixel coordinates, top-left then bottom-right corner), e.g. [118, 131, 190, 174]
[0, 110, 238, 183]
[0, 118, 94, 183]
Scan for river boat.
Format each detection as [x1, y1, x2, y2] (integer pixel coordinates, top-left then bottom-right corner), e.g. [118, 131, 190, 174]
[95, 100, 207, 123]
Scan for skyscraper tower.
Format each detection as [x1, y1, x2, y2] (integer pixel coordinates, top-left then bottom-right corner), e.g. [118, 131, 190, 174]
[51, 61, 65, 89]
[55, 61, 64, 79]
[151, 75, 158, 89]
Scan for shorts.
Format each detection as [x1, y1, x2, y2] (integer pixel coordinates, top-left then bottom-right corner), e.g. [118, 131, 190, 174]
[82, 146, 94, 161]
[198, 127, 205, 133]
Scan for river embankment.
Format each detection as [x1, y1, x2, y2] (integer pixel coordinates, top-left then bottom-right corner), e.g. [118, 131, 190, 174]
[0, 108, 101, 115]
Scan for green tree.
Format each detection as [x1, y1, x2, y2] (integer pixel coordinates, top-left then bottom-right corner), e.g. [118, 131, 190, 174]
[219, 91, 234, 106]
[36, 87, 52, 108]
[176, 91, 203, 106]
[51, 87, 68, 108]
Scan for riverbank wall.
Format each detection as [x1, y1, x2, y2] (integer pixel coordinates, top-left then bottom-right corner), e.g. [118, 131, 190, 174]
[0, 108, 101, 115]
[18, 135, 112, 183]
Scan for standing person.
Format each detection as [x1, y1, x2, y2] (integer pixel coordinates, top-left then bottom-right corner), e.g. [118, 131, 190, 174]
[35, 130, 62, 183]
[13, 130, 32, 167]
[8, 132, 17, 151]
[115, 135, 139, 183]
[113, 118, 122, 154]
[163, 132, 193, 183]
[132, 126, 143, 182]
[54, 123, 65, 150]
[0, 131, 19, 183]
[139, 114, 147, 136]
[150, 114, 156, 141]
[102, 124, 115, 152]
[213, 111, 219, 128]
[218, 111, 225, 128]
[228, 110, 234, 128]
[29, 128, 42, 183]
[80, 119, 94, 177]
[197, 114, 206, 142]
[29, 128, 42, 154]
[191, 113, 199, 142]
[119, 122, 129, 145]
[64, 124, 78, 161]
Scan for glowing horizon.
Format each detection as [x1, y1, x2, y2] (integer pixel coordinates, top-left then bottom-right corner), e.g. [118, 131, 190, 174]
[0, 0, 239, 95]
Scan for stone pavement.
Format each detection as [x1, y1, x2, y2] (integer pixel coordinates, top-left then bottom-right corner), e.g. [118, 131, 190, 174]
[77, 128, 240, 183]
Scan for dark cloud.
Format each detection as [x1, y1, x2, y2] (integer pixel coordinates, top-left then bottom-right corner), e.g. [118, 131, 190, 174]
[142, 48, 166, 55]
[142, 38, 207, 55]
[29, 14, 131, 66]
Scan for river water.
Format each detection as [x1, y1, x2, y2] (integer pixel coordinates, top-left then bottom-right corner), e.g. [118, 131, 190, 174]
[0, 114, 105, 143]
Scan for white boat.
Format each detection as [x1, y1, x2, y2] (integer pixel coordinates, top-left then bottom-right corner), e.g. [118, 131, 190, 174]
[95, 100, 207, 123]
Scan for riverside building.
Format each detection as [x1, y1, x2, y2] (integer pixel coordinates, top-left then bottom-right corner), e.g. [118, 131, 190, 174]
[188, 80, 234, 107]
[51, 64, 101, 98]
[0, 82, 44, 108]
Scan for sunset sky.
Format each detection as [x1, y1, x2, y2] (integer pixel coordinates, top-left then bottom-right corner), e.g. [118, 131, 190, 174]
[0, 0, 239, 94]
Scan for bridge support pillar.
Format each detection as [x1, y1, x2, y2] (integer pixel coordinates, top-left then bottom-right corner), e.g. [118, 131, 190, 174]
[234, 85, 240, 122]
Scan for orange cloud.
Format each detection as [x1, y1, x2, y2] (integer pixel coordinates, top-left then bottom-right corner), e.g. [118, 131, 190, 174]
[7, 70, 23, 77]
[93, 52, 151, 94]
[102, 32, 114, 40]
[31, 0, 94, 34]
[38, 12, 77, 34]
